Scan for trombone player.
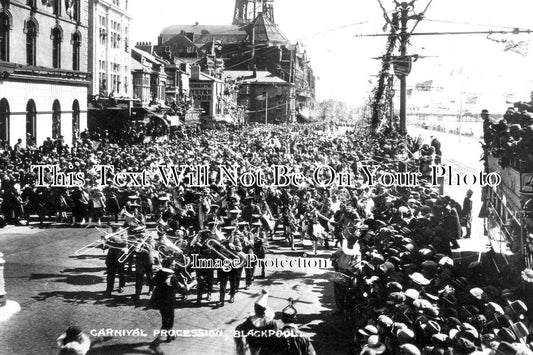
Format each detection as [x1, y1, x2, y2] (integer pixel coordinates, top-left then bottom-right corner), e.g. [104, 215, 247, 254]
[131, 225, 155, 306]
[193, 229, 216, 307]
[103, 227, 128, 297]
[218, 226, 243, 307]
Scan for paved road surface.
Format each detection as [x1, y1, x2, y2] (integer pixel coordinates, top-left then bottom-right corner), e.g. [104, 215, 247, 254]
[0, 226, 350, 355]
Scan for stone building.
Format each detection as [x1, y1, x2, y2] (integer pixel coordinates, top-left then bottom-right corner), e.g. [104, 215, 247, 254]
[156, 0, 315, 123]
[0, 0, 89, 148]
[131, 45, 167, 106]
[87, 0, 132, 98]
[223, 69, 293, 124]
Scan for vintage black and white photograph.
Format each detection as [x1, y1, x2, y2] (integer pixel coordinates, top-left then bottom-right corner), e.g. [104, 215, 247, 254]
[0, 0, 533, 354]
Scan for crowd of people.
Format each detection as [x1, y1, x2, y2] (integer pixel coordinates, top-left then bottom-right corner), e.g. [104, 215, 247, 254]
[330, 181, 533, 354]
[482, 95, 533, 172]
[0, 119, 531, 354]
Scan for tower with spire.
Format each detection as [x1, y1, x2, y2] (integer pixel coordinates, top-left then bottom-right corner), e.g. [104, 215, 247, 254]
[233, 0, 275, 26]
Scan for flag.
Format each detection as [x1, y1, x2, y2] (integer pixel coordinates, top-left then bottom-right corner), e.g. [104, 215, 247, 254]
[450, 67, 464, 77]
[465, 96, 478, 105]
[256, 94, 266, 101]
[415, 80, 433, 91]
[504, 40, 528, 57]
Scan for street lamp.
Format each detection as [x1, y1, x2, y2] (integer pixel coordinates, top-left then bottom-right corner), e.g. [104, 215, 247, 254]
[0, 251, 21, 322]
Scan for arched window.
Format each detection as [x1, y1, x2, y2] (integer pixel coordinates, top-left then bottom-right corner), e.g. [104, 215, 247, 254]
[52, 27, 61, 69]
[26, 99, 36, 146]
[72, 99, 79, 139]
[71, 32, 81, 70]
[25, 19, 37, 66]
[0, 12, 9, 62]
[0, 98, 9, 148]
[52, 100, 61, 139]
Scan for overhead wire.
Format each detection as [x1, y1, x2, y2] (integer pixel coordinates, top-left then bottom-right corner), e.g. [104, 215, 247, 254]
[423, 18, 525, 30]
[408, 0, 434, 35]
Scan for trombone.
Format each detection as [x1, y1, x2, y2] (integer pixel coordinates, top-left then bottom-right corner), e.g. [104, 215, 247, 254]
[118, 233, 152, 264]
[74, 238, 105, 256]
[74, 228, 128, 256]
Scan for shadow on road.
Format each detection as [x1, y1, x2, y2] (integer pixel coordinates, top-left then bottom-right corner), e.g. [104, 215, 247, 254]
[32, 290, 134, 307]
[30, 272, 104, 285]
[88, 341, 154, 354]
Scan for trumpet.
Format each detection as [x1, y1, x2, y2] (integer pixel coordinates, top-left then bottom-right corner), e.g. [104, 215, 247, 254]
[206, 239, 246, 268]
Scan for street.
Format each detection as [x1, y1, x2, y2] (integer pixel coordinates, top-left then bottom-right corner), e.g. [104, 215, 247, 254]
[0, 225, 351, 355]
[0, 127, 490, 355]
[408, 126, 498, 266]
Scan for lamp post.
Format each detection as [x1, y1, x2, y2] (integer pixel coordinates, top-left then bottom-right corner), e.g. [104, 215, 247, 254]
[0, 251, 21, 322]
[0, 252, 5, 308]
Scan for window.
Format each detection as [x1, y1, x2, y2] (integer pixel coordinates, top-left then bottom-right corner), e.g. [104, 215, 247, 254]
[72, 32, 81, 70]
[112, 0, 120, 5]
[52, 27, 62, 68]
[0, 98, 9, 147]
[124, 66, 128, 94]
[72, 100, 79, 139]
[98, 15, 106, 46]
[52, 100, 61, 139]
[110, 20, 121, 49]
[111, 62, 120, 94]
[65, 0, 79, 22]
[25, 19, 37, 66]
[52, 0, 60, 16]
[124, 26, 129, 52]
[26, 100, 36, 145]
[99, 60, 106, 94]
[0, 13, 9, 62]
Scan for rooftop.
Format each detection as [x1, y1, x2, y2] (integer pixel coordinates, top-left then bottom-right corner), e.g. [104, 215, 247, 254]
[248, 13, 289, 45]
[222, 70, 289, 85]
[159, 24, 248, 45]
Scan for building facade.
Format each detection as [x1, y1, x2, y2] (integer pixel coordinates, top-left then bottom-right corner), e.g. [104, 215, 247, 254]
[88, 0, 132, 98]
[131, 45, 167, 106]
[158, 5, 316, 123]
[0, 0, 89, 148]
[223, 69, 293, 124]
[189, 65, 226, 122]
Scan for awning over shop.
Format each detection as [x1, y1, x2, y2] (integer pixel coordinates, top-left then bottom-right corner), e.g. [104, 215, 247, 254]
[168, 116, 182, 126]
[297, 112, 310, 123]
[143, 108, 170, 126]
[214, 115, 235, 124]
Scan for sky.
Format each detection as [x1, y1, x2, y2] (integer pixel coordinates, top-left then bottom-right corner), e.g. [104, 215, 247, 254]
[129, 0, 533, 110]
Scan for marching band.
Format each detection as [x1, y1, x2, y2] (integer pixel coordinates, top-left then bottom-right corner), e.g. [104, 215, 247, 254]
[73, 186, 340, 312]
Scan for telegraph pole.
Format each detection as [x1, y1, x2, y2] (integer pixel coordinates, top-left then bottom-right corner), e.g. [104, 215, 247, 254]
[399, 3, 409, 133]
[397, 2, 413, 133]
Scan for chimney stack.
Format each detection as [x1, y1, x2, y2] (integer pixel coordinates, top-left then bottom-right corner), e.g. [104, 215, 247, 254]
[135, 42, 153, 54]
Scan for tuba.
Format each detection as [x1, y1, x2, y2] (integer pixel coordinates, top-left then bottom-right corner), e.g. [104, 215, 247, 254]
[157, 235, 191, 268]
[206, 239, 246, 268]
